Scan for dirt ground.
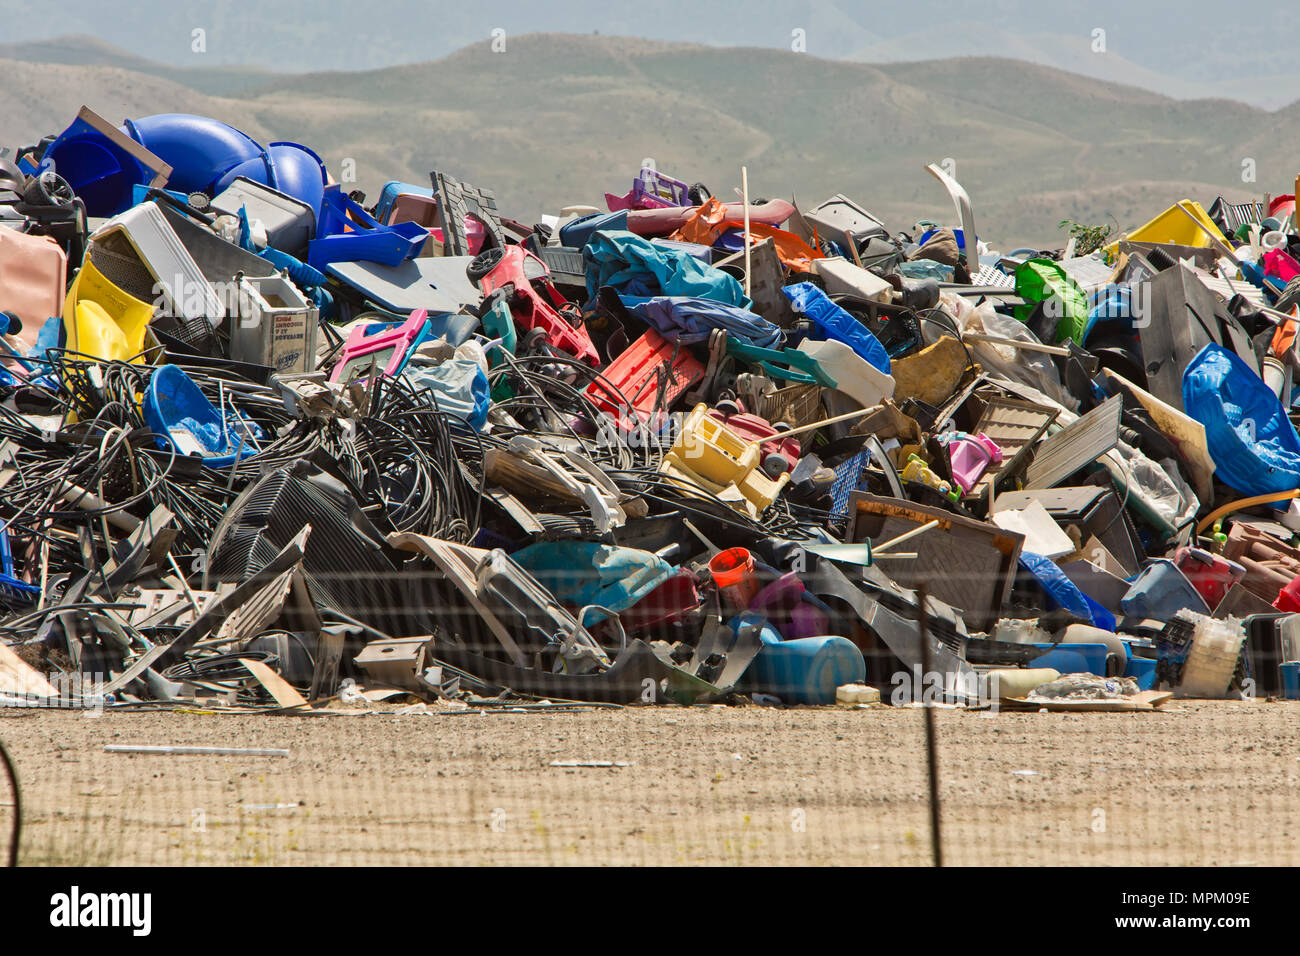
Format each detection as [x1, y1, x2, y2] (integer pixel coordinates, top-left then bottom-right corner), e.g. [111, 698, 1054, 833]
[1, 698, 1296, 866]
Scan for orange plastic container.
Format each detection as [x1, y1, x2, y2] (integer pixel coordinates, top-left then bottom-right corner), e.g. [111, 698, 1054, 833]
[709, 548, 760, 611]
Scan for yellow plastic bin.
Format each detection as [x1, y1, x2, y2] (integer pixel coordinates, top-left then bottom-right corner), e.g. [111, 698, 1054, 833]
[1103, 200, 1227, 261]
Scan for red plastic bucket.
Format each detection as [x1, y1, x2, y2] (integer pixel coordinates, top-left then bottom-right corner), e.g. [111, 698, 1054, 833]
[709, 547, 759, 611]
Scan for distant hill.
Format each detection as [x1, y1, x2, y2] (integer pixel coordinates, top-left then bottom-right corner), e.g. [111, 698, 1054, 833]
[1, 0, 1295, 107]
[1, 33, 1285, 247]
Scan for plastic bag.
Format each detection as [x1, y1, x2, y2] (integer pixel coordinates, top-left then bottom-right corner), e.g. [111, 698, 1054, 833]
[943, 293, 1078, 410]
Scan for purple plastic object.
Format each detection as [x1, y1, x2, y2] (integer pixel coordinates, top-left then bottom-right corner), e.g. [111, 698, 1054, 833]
[605, 167, 692, 211]
[748, 572, 828, 640]
[946, 432, 1002, 494]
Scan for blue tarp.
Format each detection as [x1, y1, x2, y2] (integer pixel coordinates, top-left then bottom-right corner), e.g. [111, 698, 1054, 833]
[1018, 550, 1112, 629]
[1183, 343, 1300, 496]
[583, 230, 752, 310]
[624, 295, 783, 349]
[511, 541, 673, 624]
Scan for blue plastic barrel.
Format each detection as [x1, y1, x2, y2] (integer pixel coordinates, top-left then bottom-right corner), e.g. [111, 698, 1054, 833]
[123, 114, 266, 194]
[732, 612, 865, 705]
[1028, 643, 1110, 677]
[1282, 662, 1300, 700]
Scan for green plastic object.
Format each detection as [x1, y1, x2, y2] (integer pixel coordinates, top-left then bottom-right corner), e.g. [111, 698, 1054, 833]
[482, 296, 517, 401]
[724, 336, 838, 388]
[1013, 258, 1088, 344]
[482, 297, 517, 365]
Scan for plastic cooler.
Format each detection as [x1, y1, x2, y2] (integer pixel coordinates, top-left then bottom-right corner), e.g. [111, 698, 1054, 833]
[1173, 547, 1245, 610]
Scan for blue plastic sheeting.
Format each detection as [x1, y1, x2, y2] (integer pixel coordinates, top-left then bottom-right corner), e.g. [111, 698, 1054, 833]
[583, 230, 752, 311]
[560, 211, 628, 249]
[623, 295, 783, 349]
[1183, 343, 1300, 496]
[1018, 550, 1106, 627]
[897, 259, 954, 282]
[404, 359, 490, 431]
[510, 542, 673, 624]
[782, 282, 890, 373]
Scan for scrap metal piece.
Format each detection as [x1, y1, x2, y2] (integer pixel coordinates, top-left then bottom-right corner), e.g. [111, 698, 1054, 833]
[310, 624, 350, 702]
[813, 561, 980, 702]
[1025, 393, 1123, 489]
[803, 194, 889, 244]
[432, 638, 721, 705]
[385, 532, 527, 666]
[98, 528, 311, 696]
[213, 562, 320, 645]
[354, 636, 431, 691]
[924, 163, 979, 274]
[994, 486, 1143, 576]
[714, 237, 798, 327]
[1140, 262, 1257, 411]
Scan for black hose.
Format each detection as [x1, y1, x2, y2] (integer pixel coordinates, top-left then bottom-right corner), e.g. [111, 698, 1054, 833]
[0, 735, 19, 867]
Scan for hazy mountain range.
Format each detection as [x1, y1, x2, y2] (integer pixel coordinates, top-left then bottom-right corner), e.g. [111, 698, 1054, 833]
[2, 30, 1291, 246]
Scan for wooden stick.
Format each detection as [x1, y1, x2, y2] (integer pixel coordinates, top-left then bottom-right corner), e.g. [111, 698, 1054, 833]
[1173, 201, 1237, 260]
[963, 333, 1071, 356]
[762, 405, 882, 442]
[741, 166, 752, 299]
[844, 229, 865, 269]
[875, 519, 941, 553]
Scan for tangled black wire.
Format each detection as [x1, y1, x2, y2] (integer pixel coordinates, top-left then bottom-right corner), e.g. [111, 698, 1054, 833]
[321, 374, 486, 542]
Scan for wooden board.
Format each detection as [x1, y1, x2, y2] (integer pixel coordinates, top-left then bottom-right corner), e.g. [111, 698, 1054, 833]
[1000, 690, 1173, 712]
[0, 642, 58, 698]
[239, 657, 307, 710]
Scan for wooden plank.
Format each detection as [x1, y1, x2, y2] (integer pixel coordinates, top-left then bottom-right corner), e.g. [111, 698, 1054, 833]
[1001, 690, 1173, 712]
[0, 642, 58, 698]
[239, 658, 308, 710]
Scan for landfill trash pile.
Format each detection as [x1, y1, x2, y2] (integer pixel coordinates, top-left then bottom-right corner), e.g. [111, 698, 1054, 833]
[2, 105, 1300, 713]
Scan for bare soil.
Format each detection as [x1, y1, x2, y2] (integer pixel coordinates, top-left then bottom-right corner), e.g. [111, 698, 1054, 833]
[1, 699, 1295, 866]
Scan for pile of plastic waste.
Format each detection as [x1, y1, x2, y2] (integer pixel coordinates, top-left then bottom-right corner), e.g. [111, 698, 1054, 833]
[2, 106, 1299, 712]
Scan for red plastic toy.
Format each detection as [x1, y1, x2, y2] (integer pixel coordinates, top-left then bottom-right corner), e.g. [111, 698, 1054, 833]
[707, 404, 801, 473]
[586, 328, 704, 429]
[467, 245, 599, 366]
